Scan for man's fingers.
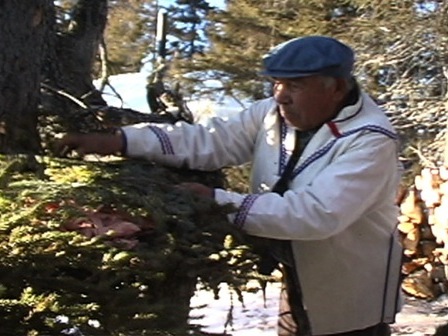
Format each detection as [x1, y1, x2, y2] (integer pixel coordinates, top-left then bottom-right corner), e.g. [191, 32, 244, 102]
[176, 182, 214, 198]
[53, 134, 85, 157]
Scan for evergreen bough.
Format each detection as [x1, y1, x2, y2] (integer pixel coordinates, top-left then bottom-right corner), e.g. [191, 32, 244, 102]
[0, 155, 262, 336]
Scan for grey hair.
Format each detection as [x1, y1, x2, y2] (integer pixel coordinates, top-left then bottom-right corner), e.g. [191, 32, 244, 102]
[321, 75, 355, 91]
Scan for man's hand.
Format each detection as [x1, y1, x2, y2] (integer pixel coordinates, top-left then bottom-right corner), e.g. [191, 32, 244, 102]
[177, 182, 215, 199]
[55, 132, 125, 157]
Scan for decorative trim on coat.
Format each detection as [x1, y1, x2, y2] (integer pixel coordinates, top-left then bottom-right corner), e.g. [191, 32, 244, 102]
[291, 125, 397, 179]
[234, 194, 262, 228]
[278, 117, 289, 175]
[148, 126, 175, 155]
[234, 124, 398, 228]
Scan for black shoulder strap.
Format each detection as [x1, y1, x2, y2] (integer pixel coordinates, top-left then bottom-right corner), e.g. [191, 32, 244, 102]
[271, 130, 312, 336]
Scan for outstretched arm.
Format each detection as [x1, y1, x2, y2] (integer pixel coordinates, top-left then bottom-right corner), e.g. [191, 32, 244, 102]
[55, 131, 125, 157]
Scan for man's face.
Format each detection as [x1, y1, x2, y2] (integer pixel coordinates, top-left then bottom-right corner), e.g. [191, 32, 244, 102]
[272, 76, 345, 131]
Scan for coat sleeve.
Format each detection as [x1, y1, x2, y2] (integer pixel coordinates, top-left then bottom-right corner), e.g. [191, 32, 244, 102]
[121, 99, 273, 170]
[214, 132, 400, 240]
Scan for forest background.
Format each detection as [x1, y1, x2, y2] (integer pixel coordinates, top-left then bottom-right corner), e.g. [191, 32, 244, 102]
[1, 0, 448, 335]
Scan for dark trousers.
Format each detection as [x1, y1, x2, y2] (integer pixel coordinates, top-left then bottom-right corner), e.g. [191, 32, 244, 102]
[277, 283, 391, 336]
[314, 323, 391, 336]
[278, 283, 299, 335]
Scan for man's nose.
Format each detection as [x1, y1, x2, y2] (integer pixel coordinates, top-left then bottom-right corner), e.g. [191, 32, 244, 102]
[273, 82, 287, 93]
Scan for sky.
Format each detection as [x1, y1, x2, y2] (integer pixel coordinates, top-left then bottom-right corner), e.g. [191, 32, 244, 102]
[207, 0, 225, 8]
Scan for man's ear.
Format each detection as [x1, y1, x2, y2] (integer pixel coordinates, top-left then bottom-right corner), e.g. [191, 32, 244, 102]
[333, 77, 350, 100]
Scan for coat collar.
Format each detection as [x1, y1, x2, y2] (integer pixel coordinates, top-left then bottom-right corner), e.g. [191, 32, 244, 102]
[332, 82, 363, 123]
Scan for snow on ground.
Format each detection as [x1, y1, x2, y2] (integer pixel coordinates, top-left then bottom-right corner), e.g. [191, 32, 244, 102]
[392, 295, 448, 335]
[189, 281, 279, 335]
[96, 72, 152, 113]
[190, 281, 448, 336]
[94, 72, 248, 123]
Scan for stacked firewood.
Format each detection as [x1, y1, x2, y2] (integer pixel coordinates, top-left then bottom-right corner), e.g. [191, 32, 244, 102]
[398, 167, 448, 299]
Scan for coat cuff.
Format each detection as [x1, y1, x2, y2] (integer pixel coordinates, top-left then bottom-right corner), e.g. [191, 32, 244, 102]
[214, 189, 261, 229]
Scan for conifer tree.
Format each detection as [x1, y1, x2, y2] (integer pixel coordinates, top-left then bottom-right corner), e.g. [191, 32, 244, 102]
[173, 0, 357, 100]
[164, 0, 213, 59]
[104, 0, 157, 75]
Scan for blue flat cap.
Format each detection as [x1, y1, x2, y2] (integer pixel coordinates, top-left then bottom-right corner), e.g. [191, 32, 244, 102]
[260, 36, 354, 78]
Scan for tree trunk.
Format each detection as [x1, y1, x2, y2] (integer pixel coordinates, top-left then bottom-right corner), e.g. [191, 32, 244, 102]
[0, 0, 52, 154]
[55, 0, 108, 106]
[39, 0, 109, 135]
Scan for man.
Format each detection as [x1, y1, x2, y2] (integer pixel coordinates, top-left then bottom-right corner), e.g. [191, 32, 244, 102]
[57, 36, 403, 336]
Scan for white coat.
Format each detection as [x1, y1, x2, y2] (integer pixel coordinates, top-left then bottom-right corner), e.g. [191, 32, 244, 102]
[122, 90, 403, 335]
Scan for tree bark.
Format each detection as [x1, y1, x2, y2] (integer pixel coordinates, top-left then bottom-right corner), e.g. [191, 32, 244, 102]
[0, 0, 52, 154]
[39, 0, 110, 134]
[54, 0, 108, 106]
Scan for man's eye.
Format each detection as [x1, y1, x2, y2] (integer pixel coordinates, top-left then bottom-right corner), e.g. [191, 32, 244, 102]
[289, 83, 302, 90]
